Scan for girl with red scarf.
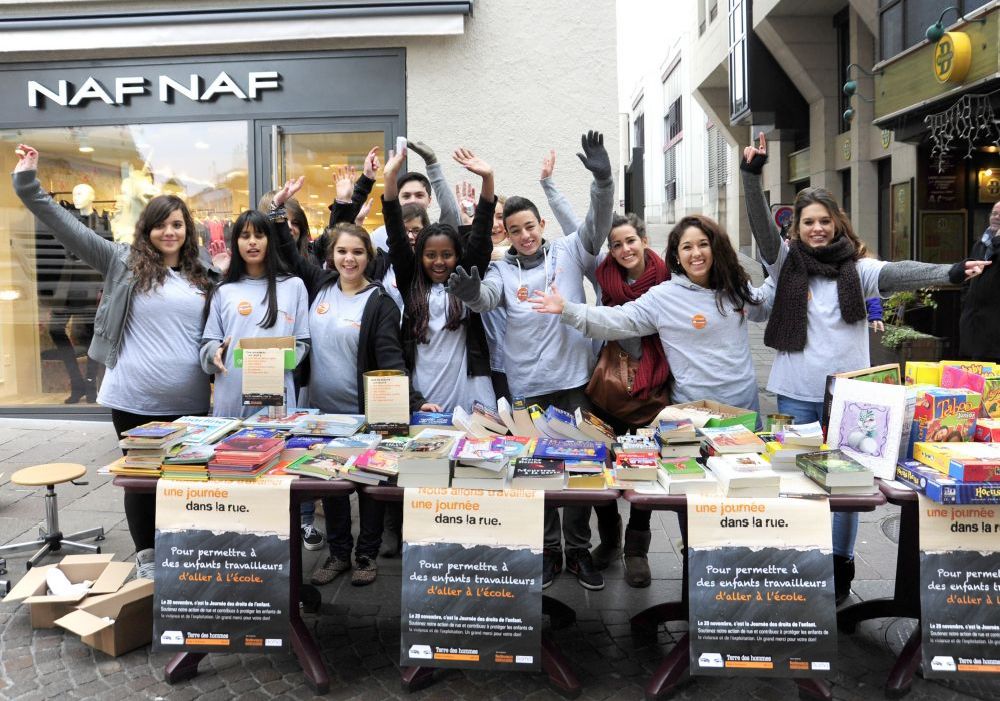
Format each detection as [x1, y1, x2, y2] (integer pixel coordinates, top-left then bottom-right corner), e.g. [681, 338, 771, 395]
[590, 213, 671, 588]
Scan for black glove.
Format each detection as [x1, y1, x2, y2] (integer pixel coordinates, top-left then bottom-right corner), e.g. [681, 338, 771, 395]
[407, 140, 437, 165]
[740, 150, 767, 175]
[446, 265, 481, 303]
[948, 260, 968, 285]
[576, 130, 611, 181]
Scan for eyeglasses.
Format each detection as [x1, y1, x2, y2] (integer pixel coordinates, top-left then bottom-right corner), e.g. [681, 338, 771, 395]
[405, 227, 422, 236]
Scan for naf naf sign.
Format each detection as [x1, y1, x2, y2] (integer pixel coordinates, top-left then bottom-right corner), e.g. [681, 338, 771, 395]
[0, 51, 405, 127]
[28, 71, 281, 108]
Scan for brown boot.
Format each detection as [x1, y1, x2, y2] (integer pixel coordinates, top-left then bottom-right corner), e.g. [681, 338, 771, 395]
[590, 510, 622, 570]
[623, 527, 652, 588]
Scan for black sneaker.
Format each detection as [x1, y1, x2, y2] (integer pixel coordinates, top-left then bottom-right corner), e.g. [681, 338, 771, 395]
[566, 548, 604, 590]
[542, 549, 563, 589]
[301, 524, 324, 551]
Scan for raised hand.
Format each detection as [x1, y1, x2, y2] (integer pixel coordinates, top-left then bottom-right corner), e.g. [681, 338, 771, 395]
[445, 265, 482, 303]
[540, 149, 556, 180]
[454, 181, 476, 225]
[334, 166, 356, 202]
[453, 148, 493, 179]
[208, 240, 231, 275]
[274, 176, 305, 207]
[13, 144, 39, 173]
[383, 148, 407, 200]
[355, 198, 373, 226]
[363, 147, 380, 180]
[576, 131, 611, 181]
[212, 337, 231, 374]
[529, 284, 566, 315]
[406, 140, 437, 165]
[740, 131, 767, 174]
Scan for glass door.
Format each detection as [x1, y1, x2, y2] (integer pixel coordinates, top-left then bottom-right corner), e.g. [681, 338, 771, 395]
[255, 119, 399, 239]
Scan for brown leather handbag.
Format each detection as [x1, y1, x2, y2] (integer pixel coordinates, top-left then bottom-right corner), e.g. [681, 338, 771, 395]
[585, 341, 670, 427]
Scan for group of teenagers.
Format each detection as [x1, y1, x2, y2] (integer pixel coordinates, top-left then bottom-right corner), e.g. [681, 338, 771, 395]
[12, 129, 989, 600]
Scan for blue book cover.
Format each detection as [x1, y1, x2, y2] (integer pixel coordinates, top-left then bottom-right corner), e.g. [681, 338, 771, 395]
[410, 411, 454, 426]
[286, 435, 336, 449]
[533, 438, 607, 461]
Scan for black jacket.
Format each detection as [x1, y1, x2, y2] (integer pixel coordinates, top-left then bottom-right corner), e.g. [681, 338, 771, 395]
[383, 193, 494, 379]
[275, 220, 426, 411]
[959, 234, 1000, 360]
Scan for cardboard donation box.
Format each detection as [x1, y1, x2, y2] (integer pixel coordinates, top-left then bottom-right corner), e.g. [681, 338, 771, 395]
[668, 400, 757, 430]
[55, 579, 154, 656]
[232, 336, 296, 370]
[2, 554, 135, 629]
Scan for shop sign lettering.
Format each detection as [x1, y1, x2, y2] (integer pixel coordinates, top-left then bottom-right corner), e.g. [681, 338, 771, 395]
[27, 71, 281, 108]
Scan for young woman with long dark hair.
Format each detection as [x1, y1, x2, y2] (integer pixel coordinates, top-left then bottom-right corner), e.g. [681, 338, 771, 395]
[12, 144, 215, 580]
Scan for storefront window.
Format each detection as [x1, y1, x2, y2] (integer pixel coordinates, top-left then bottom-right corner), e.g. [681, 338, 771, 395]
[0, 121, 248, 409]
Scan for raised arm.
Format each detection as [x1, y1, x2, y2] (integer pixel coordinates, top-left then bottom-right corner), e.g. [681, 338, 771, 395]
[271, 177, 329, 296]
[382, 147, 417, 299]
[452, 147, 496, 272]
[574, 131, 615, 257]
[409, 139, 461, 229]
[446, 264, 503, 313]
[880, 259, 990, 295]
[539, 149, 583, 236]
[12, 145, 117, 273]
[739, 132, 783, 266]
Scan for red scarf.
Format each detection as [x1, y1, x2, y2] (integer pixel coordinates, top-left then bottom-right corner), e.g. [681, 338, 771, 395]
[595, 249, 671, 399]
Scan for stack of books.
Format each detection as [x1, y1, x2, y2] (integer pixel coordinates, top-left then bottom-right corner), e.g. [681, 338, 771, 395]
[653, 419, 703, 458]
[161, 444, 215, 481]
[289, 414, 366, 437]
[397, 431, 458, 487]
[452, 401, 509, 438]
[655, 457, 717, 495]
[496, 397, 540, 437]
[706, 452, 781, 497]
[116, 422, 190, 476]
[208, 428, 284, 480]
[451, 436, 510, 489]
[777, 421, 824, 448]
[510, 457, 566, 490]
[175, 416, 241, 445]
[242, 408, 319, 430]
[796, 449, 876, 495]
[763, 423, 829, 471]
[348, 448, 400, 485]
[534, 438, 609, 489]
[700, 425, 767, 455]
[613, 439, 660, 482]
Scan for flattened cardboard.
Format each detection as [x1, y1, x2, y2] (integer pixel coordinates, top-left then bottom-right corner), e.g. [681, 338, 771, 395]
[55, 579, 154, 656]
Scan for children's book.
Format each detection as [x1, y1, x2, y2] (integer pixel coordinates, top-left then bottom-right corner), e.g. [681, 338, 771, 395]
[122, 421, 187, 439]
[243, 408, 320, 430]
[659, 457, 705, 481]
[286, 454, 352, 480]
[699, 425, 766, 454]
[826, 377, 906, 479]
[289, 414, 366, 437]
[321, 432, 382, 457]
[175, 416, 241, 445]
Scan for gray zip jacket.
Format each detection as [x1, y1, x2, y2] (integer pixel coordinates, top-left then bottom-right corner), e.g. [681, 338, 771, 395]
[12, 169, 218, 369]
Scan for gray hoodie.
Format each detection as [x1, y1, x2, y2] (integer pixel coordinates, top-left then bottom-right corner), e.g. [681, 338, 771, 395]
[560, 275, 771, 411]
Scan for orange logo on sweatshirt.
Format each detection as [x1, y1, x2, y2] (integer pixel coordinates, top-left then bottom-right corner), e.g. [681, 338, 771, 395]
[691, 314, 707, 329]
[316, 302, 330, 315]
[237, 300, 252, 316]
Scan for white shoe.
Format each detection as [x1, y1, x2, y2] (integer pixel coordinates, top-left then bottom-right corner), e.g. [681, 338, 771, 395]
[301, 524, 324, 551]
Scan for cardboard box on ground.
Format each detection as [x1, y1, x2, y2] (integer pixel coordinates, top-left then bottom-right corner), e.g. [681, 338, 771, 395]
[2, 553, 153, 656]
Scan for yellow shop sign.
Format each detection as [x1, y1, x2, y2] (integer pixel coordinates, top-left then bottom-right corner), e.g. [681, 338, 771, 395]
[933, 32, 972, 84]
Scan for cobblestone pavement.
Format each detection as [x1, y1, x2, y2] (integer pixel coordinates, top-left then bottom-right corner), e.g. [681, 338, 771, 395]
[1, 247, 997, 699]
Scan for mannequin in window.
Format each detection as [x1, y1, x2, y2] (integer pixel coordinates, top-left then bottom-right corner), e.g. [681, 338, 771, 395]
[73, 183, 95, 216]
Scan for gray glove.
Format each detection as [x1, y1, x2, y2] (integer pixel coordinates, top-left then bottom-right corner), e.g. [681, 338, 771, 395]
[446, 265, 481, 303]
[407, 140, 437, 165]
[576, 130, 611, 181]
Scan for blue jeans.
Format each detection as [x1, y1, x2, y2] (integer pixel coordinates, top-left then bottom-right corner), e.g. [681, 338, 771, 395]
[300, 500, 315, 526]
[777, 395, 857, 559]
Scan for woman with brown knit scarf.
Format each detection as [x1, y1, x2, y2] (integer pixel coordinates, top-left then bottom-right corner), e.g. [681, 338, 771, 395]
[740, 132, 990, 606]
[589, 213, 671, 588]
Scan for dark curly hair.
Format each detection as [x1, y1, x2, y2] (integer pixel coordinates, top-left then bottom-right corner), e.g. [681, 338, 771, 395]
[665, 215, 759, 317]
[128, 195, 211, 294]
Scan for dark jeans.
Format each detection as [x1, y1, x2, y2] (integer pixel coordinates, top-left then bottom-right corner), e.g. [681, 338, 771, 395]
[111, 408, 186, 552]
[527, 384, 595, 553]
[321, 491, 384, 561]
[49, 308, 99, 392]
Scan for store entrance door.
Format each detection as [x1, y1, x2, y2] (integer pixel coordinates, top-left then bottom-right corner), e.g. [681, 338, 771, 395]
[254, 118, 400, 239]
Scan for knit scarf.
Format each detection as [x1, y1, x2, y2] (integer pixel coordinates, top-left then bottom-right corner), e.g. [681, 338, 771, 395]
[596, 249, 671, 399]
[764, 236, 866, 353]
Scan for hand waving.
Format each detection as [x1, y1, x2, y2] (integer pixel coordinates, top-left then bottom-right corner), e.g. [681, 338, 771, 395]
[13, 144, 39, 173]
[540, 149, 556, 180]
[274, 176, 305, 208]
[407, 139, 437, 165]
[445, 266, 482, 303]
[528, 284, 566, 315]
[576, 131, 611, 181]
[363, 146, 381, 180]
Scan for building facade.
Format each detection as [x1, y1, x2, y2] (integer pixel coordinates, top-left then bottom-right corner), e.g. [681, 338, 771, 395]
[0, 1, 620, 417]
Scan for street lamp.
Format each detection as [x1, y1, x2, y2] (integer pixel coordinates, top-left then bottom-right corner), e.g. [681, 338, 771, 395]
[841, 64, 880, 123]
[926, 6, 986, 43]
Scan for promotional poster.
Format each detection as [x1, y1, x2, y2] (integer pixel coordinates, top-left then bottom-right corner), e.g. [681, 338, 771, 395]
[401, 488, 543, 671]
[919, 495, 1000, 677]
[687, 495, 837, 677]
[153, 477, 291, 653]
